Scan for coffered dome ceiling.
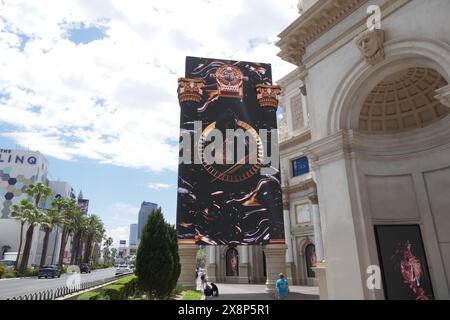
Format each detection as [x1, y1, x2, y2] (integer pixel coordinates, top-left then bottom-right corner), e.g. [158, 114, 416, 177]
[359, 67, 448, 133]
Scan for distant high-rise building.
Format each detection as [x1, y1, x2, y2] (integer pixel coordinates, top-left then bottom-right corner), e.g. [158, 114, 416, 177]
[77, 189, 89, 215]
[137, 201, 157, 240]
[129, 224, 138, 246]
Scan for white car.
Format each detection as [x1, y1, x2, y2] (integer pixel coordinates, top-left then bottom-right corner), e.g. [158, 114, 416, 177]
[115, 264, 132, 275]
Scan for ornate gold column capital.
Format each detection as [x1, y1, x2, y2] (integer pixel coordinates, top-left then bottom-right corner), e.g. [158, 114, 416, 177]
[177, 78, 205, 104]
[256, 84, 282, 109]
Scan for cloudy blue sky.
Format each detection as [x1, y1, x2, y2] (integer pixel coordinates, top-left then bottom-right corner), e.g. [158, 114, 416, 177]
[0, 0, 298, 245]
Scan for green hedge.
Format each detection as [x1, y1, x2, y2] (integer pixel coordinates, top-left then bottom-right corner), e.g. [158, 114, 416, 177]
[21, 267, 38, 277]
[3, 269, 17, 278]
[1, 264, 21, 279]
[115, 275, 137, 298]
[77, 291, 101, 300]
[102, 284, 125, 300]
[91, 264, 113, 270]
[75, 275, 137, 300]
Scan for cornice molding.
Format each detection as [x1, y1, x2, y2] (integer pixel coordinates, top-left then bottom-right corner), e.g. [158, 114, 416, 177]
[279, 130, 312, 151]
[303, 0, 411, 70]
[306, 117, 450, 167]
[277, 0, 369, 66]
[282, 178, 316, 195]
[305, 130, 352, 167]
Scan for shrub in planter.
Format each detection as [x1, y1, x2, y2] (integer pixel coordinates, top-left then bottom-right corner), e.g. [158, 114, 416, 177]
[102, 284, 125, 300]
[22, 267, 38, 277]
[115, 275, 137, 298]
[0, 264, 5, 278]
[4, 269, 17, 278]
[77, 291, 101, 300]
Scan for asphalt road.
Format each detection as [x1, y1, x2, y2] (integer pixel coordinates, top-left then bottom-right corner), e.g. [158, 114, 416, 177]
[0, 267, 116, 300]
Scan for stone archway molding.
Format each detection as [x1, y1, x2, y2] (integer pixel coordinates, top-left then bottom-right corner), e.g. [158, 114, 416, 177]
[328, 38, 450, 135]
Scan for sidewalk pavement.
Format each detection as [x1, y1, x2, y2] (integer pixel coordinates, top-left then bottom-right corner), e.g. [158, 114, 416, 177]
[199, 279, 319, 300]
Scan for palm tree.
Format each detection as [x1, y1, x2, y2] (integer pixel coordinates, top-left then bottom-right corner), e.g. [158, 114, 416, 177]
[10, 200, 35, 270]
[17, 183, 53, 273]
[39, 208, 62, 266]
[18, 206, 45, 273]
[26, 182, 53, 208]
[102, 237, 113, 264]
[49, 197, 66, 265]
[70, 209, 86, 265]
[102, 246, 111, 264]
[57, 199, 80, 266]
[91, 225, 105, 264]
[104, 237, 113, 248]
[110, 248, 118, 265]
[82, 215, 103, 263]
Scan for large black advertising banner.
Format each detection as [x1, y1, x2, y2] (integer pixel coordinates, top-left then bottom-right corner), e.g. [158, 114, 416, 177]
[176, 56, 284, 246]
[374, 225, 434, 300]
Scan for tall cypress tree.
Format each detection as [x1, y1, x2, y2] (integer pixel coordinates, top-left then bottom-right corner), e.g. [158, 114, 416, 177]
[136, 207, 180, 299]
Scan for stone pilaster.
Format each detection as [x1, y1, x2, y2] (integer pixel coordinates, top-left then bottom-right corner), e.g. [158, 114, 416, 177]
[262, 244, 287, 294]
[308, 193, 324, 262]
[285, 262, 295, 285]
[206, 246, 217, 283]
[238, 245, 250, 283]
[238, 263, 250, 284]
[178, 244, 198, 289]
[311, 262, 328, 300]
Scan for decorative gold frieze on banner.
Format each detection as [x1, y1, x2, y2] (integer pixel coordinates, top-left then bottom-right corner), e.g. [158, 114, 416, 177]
[177, 78, 205, 103]
[212, 65, 248, 98]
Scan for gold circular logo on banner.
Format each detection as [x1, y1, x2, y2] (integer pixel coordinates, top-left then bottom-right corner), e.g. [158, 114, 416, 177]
[198, 120, 264, 183]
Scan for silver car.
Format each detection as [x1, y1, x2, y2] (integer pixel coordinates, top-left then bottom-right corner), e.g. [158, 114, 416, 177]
[115, 264, 132, 276]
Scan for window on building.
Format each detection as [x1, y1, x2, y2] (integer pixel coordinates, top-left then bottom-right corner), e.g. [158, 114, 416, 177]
[292, 156, 309, 177]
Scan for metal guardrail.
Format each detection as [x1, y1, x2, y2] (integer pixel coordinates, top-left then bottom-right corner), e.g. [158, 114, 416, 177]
[5, 272, 132, 301]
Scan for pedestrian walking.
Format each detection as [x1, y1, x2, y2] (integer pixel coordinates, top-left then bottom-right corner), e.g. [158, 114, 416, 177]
[275, 273, 289, 300]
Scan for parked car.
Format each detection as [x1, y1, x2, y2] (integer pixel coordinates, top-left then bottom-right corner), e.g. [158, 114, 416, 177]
[115, 264, 132, 276]
[79, 263, 91, 273]
[38, 265, 61, 279]
[0, 260, 15, 269]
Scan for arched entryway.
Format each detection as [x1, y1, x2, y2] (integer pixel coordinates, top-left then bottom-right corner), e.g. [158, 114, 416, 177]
[333, 57, 450, 299]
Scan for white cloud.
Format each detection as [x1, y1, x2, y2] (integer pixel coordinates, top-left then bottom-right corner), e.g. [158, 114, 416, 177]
[0, 0, 298, 172]
[102, 202, 139, 246]
[107, 226, 130, 247]
[148, 183, 172, 191]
